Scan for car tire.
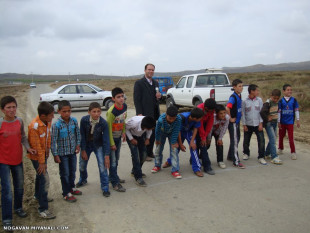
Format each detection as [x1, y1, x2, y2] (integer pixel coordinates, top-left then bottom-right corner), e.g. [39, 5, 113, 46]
[166, 97, 177, 109]
[104, 99, 114, 110]
[52, 102, 59, 113]
[194, 100, 202, 107]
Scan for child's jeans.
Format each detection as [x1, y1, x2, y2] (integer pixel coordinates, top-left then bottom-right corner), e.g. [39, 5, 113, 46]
[206, 134, 224, 163]
[59, 154, 77, 196]
[227, 122, 241, 165]
[243, 125, 265, 159]
[279, 124, 295, 153]
[109, 137, 121, 187]
[78, 142, 109, 192]
[0, 162, 24, 222]
[126, 135, 147, 180]
[265, 121, 278, 159]
[31, 160, 49, 212]
[154, 132, 180, 173]
[196, 134, 212, 171]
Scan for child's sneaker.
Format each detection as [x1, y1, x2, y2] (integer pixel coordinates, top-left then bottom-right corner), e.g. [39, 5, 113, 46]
[113, 183, 126, 192]
[264, 155, 272, 160]
[278, 149, 283, 155]
[102, 190, 110, 197]
[233, 163, 245, 169]
[70, 188, 82, 195]
[171, 171, 182, 179]
[162, 161, 171, 168]
[76, 180, 87, 188]
[151, 166, 161, 173]
[39, 210, 56, 219]
[218, 162, 226, 169]
[63, 193, 77, 203]
[271, 157, 283, 165]
[258, 158, 267, 165]
[242, 154, 249, 160]
[291, 153, 297, 160]
[136, 178, 147, 187]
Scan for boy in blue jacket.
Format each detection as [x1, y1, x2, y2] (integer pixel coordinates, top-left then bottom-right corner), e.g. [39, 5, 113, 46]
[151, 106, 182, 179]
[76, 102, 111, 197]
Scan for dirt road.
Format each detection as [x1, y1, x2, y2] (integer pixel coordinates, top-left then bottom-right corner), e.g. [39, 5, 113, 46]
[12, 84, 310, 233]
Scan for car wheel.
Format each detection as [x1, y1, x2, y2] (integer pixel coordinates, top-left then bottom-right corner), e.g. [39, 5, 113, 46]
[194, 100, 202, 107]
[52, 102, 59, 113]
[104, 99, 114, 110]
[166, 97, 177, 109]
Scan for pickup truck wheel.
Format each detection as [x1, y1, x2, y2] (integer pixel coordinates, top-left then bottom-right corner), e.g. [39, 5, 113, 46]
[166, 97, 177, 109]
[194, 100, 202, 107]
[104, 99, 114, 110]
[52, 102, 59, 113]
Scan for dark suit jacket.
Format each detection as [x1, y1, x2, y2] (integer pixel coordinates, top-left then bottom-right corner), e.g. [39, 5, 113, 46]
[134, 76, 160, 120]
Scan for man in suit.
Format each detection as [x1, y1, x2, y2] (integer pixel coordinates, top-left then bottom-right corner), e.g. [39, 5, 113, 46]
[134, 64, 161, 161]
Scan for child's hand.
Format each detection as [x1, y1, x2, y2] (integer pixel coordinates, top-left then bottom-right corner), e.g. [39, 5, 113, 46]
[130, 139, 138, 145]
[180, 144, 186, 152]
[75, 145, 80, 154]
[145, 138, 150, 146]
[27, 148, 36, 155]
[104, 156, 110, 169]
[171, 143, 179, 149]
[206, 140, 211, 146]
[258, 123, 263, 131]
[81, 151, 88, 160]
[268, 116, 273, 121]
[278, 123, 281, 130]
[155, 140, 161, 145]
[122, 133, 126, 142]
[243, 125, 248, 132]
[200, 140, 207, 147]
[54, 156, 61, 163]
[230, 118, 236, 123]
[37, 163, 46, 175]
[110, 145, 117, 151]
[189, 141, 196, 150]
[296, 120, 300, 128]
[217, 140, 223, 146]
[46, 150, 50, 159]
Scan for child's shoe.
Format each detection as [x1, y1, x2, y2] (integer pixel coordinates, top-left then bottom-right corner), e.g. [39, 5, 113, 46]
[76, 180, 87, 188]
[233, 162, 245, 169]
[113, 183, 126, 192]
[271, 157, 283, 165]
[194, 170, 204, 177]
[242, 154, 249, 160]
[258, 158, 267, 165]
[151, 166, 161, 173]
[70, 188, 82, 195]
[171, 171, 182, 179]
[278, 149, 283, 155]
[291, 153, 297, 160]
[218, 162, 226, 169]
[102, 190, 110, 197]
[162, 161, 171, 168]
[136, 178, 147, 187]
[39, 210, 56, 219]
[15, 208, 28, 218]
[264, 155, 272, 160]
[64, 193, 77, 203]
[204, 168, 215, 175]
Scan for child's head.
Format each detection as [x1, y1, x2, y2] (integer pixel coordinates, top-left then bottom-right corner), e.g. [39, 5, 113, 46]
[38, 102, 54, 123]
[1, 96, 17, 120]
[282, 84, 292, 97]
[141, 116, 156, 130]
[204, 98, 217, 113]
[189, 107, 204, 122]
[112, 87, 125, 107]
[270, 89, 281, 103]
[215, 104, 226, 120]
[248, 84, 259, 97]
[166, 106, 178, 123]
[58, 100, 72, 121]
[232, 79, 243, 94]
[88, 102, 102, 120]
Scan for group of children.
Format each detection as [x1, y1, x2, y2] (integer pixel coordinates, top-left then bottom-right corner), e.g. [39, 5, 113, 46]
[0, 81, 300, 227]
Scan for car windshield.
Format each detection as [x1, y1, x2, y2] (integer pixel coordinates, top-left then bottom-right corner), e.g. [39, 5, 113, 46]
[89, 84, 103, 92]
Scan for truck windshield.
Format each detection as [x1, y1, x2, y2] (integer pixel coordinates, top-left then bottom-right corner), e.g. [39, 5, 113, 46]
[196, 74, 228, 86]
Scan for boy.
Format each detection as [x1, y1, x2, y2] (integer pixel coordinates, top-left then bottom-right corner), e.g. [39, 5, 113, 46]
[77, 102, 110, 197]
[0, 96, 36, 228]
[241, 84, 266, 165]
[163, 108, 204, 177]
[51, 100, 82, 203]
[196, 98, 217, 175]
[126, 116, 156, 186]
[206, 104, 230, 169]
[226, 79, 245, 168]
[151, 106, 182, 179]
[278, 84, 300, 160]
[106, 87, 127, 192]
[260, 89, 282, 164]
[27, 101, 56, 219]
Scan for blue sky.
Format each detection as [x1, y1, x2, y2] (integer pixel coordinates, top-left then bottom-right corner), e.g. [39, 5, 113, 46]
[0, 0, 309, 75]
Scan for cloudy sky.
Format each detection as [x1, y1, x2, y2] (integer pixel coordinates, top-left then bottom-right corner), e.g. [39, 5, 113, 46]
[1, 0, 310, 75]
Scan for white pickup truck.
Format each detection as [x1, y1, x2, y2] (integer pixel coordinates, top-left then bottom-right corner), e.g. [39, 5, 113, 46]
[166, 70, 248, 108]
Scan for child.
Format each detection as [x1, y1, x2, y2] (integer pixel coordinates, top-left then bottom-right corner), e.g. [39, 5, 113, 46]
[260, 89, 282, 164]
[126, 116, 156, 186]
[77, 102, 110, 197]
[106, 87, 127, 192]
[278, 84, 300, 160]
[242, 84, 266, 165]
[0, 96, 36, 228]
[206, 104, 230, 169]
[27, 101, 56, 219]
[163, 108, 204, 177]
[196, 98, 217, 175]
[226, 79, 245, 168]
[151, 106, 182, 179]
[51, 100, 82, 203]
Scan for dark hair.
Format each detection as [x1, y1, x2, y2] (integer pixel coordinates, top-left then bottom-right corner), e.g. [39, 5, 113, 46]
[190, 108, 204, 119]
[144, 63, 155, 70]
[271, 89, 281, 97]
[283, 84, 291, 91]
[88, 102, 101, 111]
[58, 100, 71, 111]
[166, 106, 178, 117]
[232, 79, 243, 87]
[204, 98, 217, 110]
[248, 84, 258, 94]
[112, 87, 124, 98]
[1, 96, 17, 109]
[141, 116, 156, 129]
[38, 102, 54, 116]
[215, 104, 226, 113]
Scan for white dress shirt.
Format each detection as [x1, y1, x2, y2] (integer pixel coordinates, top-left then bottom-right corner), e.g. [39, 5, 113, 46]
[126, 116, 152, 140]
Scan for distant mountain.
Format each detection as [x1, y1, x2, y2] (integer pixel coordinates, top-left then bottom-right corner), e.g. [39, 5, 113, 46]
[0, 61, 309, 82]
